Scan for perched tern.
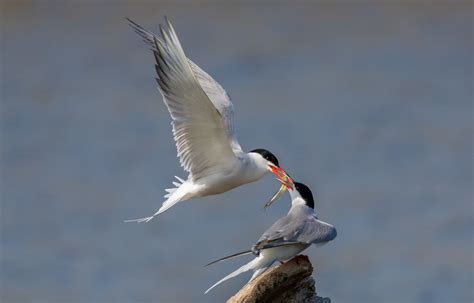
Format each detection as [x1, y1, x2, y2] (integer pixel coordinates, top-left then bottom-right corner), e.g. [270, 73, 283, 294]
[125, 18, 293, 222]
[205, 182, 337, 294]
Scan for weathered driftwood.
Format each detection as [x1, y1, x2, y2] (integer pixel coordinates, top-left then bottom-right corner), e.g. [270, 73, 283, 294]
[227, 255, 331, 303]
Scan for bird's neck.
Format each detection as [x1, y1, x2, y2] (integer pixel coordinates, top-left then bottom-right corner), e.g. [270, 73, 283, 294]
[291, 197, 307, 207]
[244, 152, 269, 177]
[289, 198, 315, 216]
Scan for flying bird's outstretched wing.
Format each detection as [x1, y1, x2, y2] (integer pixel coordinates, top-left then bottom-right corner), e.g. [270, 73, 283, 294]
[253, 214, 337, 253]
[133, 18, 241, 179]
[127, 18, 243, 154]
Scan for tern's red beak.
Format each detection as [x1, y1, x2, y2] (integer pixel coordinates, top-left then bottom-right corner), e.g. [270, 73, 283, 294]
[269, 165, 294, 189]
[265, 165, 294, 208]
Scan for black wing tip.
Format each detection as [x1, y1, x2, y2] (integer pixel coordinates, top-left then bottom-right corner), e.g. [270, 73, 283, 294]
[330, 226, 337, 241]
[125, 16, 172, 32]
[204, 249, 253, 268]
[204, 260, 220, 267]
[125, 17, 156, 45]
[125, 17, 141, 29]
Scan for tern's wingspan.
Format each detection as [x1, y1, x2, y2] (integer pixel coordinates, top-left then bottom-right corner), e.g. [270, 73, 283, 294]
[127, 18, 243, 154]
[133, 18, 240, 179]
[254, 214, 337, 251]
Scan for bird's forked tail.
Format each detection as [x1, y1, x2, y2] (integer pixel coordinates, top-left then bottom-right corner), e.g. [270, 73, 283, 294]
[205, 256, 273, 294]
[124, 176, 189, 223]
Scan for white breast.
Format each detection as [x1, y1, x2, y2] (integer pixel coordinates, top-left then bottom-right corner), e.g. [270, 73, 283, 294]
[259, 243, 310, 262]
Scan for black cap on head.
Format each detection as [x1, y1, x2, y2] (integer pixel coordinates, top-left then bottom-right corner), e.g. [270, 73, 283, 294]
[294, 182, 315, 209]
[249, 149, 279, 167]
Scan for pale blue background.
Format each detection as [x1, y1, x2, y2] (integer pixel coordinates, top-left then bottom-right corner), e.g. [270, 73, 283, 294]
[2, 2, 473, 303]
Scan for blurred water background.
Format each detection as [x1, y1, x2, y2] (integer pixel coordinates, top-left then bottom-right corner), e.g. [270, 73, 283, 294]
[1, 2, 473, 303]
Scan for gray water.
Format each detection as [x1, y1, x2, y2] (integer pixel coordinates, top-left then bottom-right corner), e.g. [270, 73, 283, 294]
[1, 2, 473, 303]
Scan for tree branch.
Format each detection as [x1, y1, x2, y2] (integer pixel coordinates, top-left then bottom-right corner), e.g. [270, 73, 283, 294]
[227, 255, 331, 303]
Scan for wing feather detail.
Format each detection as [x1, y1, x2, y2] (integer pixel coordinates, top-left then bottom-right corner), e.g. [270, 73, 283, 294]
[253, 214, 337, 252]
[132, 18, 238, 178]
[127, 18, 243, 156]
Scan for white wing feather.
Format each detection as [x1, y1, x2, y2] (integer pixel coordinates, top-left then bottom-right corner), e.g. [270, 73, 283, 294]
[149, 19, 238, 179]
[189, 61, 242, 153]
[127, 18, 243, 155]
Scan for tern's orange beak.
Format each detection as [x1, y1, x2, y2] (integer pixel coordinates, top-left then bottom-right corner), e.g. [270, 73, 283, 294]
[265, 165, 294, 208]
[269, 165, 294, 189]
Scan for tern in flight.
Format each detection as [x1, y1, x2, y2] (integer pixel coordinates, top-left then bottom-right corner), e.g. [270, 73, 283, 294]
[125, 18, 293, 222]
[205, 182, 337, 294]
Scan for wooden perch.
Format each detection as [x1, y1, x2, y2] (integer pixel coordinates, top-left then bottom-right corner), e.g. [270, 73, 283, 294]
[227, 255, 331, 303]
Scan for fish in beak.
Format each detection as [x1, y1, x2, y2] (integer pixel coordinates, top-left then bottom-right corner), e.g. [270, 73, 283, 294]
[265, 165, 294, 208]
